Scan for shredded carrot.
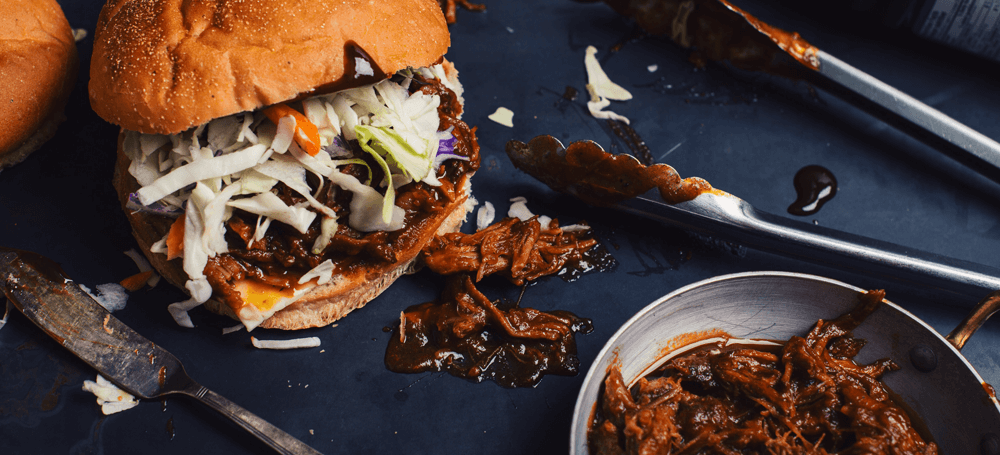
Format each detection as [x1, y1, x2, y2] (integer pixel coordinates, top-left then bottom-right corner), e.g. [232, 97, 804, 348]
[166, 213, 185, 260]
[263, 103, 321, 156]
[120, 270, 154, 292]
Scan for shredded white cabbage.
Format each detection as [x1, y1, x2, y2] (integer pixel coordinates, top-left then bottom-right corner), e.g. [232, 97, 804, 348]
[488, 107, 514, 127]
[123, 64, 463, 326]
[509, 197, 551, 230]
[82, 375, 139, 415]
[477, 201, 496, 231]
[136, 144, 268, 205]
[272, 116, 296, 154]
[251, 336, 321, 350]
[0, 301, 10, 332]
[584, 46, 632, 101]
[327, 170, 405, 232]
[299, 259, 335, 285]
[312, 216, 339, 254]
[168, 297, 203, 328]
[587, 92, 631, 125]
[227, 192, 317, 234]
[79, 283, 129, 312]
[150, 237, 168, 254]
[582, 46, 632, 124]
[124, 249, 161, 287]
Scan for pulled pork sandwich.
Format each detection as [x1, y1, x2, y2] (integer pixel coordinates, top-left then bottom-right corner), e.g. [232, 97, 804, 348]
[90, 0, 480, 330]
[0, 0, 77, 169]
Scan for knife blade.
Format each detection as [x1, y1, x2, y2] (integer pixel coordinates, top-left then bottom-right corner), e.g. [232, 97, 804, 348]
[0, 247, 321, 455]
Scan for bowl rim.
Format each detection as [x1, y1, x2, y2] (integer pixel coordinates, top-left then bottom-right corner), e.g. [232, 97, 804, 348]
[567, 270, 986, 454]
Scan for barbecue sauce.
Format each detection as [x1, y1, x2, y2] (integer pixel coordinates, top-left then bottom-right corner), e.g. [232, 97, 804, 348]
[788, 164, 837, 216]
[385, 275, 593, 388]
[588, 290, 939, 454]
[506, 135, 724, 207]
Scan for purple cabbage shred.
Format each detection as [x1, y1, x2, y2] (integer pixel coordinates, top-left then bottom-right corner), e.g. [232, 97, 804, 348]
[437, 136, 457, 155]
[126, 192, 182, 217]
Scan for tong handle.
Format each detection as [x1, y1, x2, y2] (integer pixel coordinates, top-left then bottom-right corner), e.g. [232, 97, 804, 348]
[618, 193, 1000, 299]
[813, 50, 1000, 185]
[181, 383, 322, 455]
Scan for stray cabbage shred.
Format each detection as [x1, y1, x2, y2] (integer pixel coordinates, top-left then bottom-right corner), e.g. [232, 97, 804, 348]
[82, 375, 139, 415]
[124, 64, 466, 329]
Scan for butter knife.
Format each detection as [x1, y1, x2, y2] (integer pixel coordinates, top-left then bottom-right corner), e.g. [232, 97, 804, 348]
[0, 247, 322, 455]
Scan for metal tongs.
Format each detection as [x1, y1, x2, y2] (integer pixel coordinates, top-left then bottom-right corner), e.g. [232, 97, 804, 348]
[720, 0, 1000, 184]
[507, 136, 1000, 300]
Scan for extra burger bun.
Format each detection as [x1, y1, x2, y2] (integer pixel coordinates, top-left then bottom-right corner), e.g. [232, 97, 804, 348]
[0, 0, 78, 169]
[89, 0, 450, 135]
[113, 136, 473, 329]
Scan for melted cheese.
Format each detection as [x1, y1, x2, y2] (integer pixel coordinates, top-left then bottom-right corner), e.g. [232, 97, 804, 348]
[232, 279, 312, 330]
[239, 281, 297, 312]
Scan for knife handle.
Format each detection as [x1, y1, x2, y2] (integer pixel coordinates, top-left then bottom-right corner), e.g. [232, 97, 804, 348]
[182, 383, 322, 455]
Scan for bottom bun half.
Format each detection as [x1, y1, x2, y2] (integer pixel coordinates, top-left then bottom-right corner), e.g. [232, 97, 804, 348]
[113, 133, 474, 330]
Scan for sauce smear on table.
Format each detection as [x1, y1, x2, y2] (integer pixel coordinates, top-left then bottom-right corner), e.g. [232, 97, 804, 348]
[385, 275, 593, 388]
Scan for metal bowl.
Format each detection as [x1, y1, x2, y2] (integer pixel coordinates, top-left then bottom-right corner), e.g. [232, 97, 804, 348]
[570, 271, 1000, 454]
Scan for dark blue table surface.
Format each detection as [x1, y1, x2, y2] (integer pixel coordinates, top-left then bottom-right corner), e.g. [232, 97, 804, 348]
[2, 1, 999, 453]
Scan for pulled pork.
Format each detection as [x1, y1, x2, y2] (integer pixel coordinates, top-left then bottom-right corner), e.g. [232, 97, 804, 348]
[421, 217, 598, 286]
[589, 290, 939, 454]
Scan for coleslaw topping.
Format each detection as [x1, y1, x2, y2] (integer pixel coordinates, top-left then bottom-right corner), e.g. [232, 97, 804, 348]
[124, 64, 468, 330]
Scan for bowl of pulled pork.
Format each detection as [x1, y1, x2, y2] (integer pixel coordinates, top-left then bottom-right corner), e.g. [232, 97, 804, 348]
[572, 271, 1000, 455]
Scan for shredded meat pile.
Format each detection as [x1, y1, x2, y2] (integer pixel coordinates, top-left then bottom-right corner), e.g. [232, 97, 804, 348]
[589, 290, 939, 455]
[421, 217, 599, 285]
[202, 75, 480, 310]
[385, 274, 593, 387]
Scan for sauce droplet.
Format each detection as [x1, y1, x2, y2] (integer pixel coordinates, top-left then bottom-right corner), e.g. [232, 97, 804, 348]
[788, 165, 837, 216]
[561, 86, 578, 102]
[165, 416, 175, 440]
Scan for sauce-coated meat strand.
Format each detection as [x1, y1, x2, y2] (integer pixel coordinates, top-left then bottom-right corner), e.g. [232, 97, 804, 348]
[421, 216, 598, 286]
[438, 0, 486, 24]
